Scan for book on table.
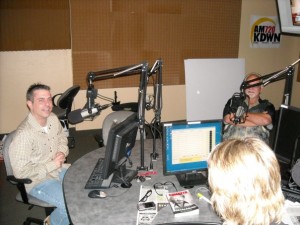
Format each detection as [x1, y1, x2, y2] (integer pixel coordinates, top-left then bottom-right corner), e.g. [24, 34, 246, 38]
[166, 189, 199, 217]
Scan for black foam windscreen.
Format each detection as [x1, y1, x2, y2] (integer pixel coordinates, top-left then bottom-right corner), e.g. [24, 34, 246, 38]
[68, 109, 84, 124]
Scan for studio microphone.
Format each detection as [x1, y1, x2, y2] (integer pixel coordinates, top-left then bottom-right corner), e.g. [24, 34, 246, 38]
[229, 92, 248, 124]
[233, 105, 247, 124]
[68, 104, 111, 124]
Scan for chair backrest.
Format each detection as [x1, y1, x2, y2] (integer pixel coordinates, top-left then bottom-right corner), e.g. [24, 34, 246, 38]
[3, 131, 30, 202]
[55, 85, 80, 114]
[3, 132, 55, 220]
[102, 111, 144, 146]
[3, 131, 16, 177]
[102, 111, 135, 146]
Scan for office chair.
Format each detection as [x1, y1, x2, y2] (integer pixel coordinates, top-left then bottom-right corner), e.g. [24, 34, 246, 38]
[94, 102, 140, 147]
[100, 111, 144, 146]
[3, 131, 55, 225]
[52, 85, 80, 149]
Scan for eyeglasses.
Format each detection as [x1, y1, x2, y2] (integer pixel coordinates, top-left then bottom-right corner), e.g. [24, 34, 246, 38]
[153, 181, 177, 196]
[139, 189, 152, 202]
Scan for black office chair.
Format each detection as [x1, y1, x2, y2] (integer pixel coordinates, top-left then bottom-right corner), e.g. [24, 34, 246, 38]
[52, 85, 80, 149]
[3, 131, 55, 225]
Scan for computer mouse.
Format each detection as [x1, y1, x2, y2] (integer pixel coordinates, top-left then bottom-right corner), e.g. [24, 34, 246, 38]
[88, 190, 107, 199]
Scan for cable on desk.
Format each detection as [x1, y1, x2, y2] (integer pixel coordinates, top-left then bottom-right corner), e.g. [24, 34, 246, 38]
[195, 186, 211, 204]
[104, 184, 131, 198]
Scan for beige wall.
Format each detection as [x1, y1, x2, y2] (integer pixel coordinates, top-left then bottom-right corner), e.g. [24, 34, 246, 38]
[0, 50, 73, 133]
[239, 0, 300, 108]
[1, 0, 300, 134]
[0, 50, 186, 133]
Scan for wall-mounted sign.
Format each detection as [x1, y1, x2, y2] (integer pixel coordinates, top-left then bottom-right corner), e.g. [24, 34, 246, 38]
[250, 16, 281, 48]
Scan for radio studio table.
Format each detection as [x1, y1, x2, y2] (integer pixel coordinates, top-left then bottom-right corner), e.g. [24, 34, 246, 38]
[63, 139, 221, 225]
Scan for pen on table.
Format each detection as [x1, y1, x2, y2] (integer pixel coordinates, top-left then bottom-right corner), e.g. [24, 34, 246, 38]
[197, 193, 211, 204]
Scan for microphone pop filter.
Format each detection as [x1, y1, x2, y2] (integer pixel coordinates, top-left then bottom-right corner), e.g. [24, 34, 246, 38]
[68, 109, 84, 124]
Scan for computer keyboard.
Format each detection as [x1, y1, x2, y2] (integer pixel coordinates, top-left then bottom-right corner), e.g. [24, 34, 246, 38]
[85, 158, 111, 189]
[282, 187, 300, 203]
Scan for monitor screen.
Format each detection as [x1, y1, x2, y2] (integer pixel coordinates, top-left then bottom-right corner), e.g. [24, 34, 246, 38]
[101, 112, 139, 188]
[162, 120, 223, 188]
[276, 0, 300, 35]
[273, 104, 300, 166]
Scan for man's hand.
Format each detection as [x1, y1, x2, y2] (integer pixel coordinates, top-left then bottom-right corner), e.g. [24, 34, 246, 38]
[54, 152, 66, 168]
[224, 111, 272, 127]
[224, 113, 236, 125]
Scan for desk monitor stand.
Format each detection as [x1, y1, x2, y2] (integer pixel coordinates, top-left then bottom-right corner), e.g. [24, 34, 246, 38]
[111, 167, 138, 188]
[176, 172, 207, 189]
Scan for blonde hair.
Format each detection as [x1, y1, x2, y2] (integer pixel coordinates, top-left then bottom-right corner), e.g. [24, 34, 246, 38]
[208, 138, 285, 225]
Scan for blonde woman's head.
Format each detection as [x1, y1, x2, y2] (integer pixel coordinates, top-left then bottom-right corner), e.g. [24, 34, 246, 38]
[208, 138, 285, 225]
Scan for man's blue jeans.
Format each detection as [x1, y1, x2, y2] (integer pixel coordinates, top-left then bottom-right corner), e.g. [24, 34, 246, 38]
[29, 168, 69, 225]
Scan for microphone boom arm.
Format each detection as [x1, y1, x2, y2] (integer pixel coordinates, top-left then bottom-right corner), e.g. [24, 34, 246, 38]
[86, 62, 150, 171]
[231, 59, 299, 124]
[147, 59, 163, 161]
[240, 59, 300, 105]
[87, 64, 143, 84]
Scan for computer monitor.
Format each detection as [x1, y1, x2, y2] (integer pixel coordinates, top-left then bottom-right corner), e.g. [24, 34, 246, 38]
[273, 104, 300, 167]
[101, 112, 139, 188]
[162, 120, 223, 188]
